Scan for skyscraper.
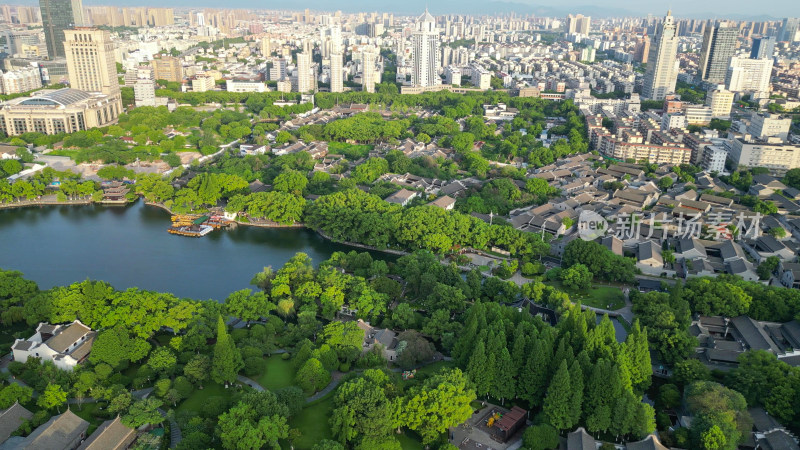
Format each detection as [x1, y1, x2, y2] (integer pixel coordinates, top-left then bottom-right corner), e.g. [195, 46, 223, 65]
[750, 36, 776, 59]
[697, 21, 738, 85]
[779, 18, 799, 42]
[565, 14, 591, 35]
[296, 52, 312, 93]
[411, 9, 440, 88]
[330, 52, 343, 93]
[642, 11, 679, 101]
[40, 0, 85, 58]
[361, 47, 376, 93]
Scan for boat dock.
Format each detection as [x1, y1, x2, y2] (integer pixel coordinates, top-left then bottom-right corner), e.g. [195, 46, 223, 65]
[167, 214, 231, 237]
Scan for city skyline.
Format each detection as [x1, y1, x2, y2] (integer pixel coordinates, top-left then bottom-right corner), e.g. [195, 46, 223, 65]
[66, 0, 800, 19]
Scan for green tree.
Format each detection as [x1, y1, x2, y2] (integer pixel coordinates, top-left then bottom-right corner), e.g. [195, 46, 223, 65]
[0, 383, 33, 408]
[184, 354, 211, 387]
[295, 358, 330, 394]
[211, 315, 244, 385]
[273, 169, 308, 195]
[122, 398, 163, 428]
[543, 360, 573, 430]
[402, 369, 476, 444]
[37, 383, 67, 412]
[560, 263, 592, 290]
[522, 424, 559, 450]
[218, 402, 289, 450]
[330, 370, 396, 446]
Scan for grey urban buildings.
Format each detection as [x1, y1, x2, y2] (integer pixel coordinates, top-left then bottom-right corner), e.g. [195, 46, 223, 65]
[39, 0, 85, 58]
[697, 21, 738, 85]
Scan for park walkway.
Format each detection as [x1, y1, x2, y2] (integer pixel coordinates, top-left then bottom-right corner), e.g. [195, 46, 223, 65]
[157, 408, 181, 448]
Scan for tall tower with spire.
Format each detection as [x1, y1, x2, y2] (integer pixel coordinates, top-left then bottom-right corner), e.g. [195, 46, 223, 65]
[642, 10, 679, 100]
[411, 9, 441, 87]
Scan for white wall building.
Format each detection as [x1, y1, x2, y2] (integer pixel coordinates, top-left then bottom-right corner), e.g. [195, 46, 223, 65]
[701, 144, 728, 173]
[11, 320, 95, 371]
[642, 11, 679, 100]
[133, 78, 156, 106]
[726, 57, 772, 96]
[0, 67, 42, 94]
[748, 113, 792, 141]
[411, 9, 441, 87]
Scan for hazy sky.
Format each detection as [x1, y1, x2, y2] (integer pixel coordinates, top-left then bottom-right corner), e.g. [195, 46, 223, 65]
[74, 0, 798, 19]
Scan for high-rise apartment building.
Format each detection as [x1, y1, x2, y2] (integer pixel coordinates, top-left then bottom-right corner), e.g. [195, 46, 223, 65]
[296, 52, 312, 93]
[329, 53, 343, 93]
[633, 36, 650, 63]
[64, 28, 119, 97]
[566, 14, 591, 35]
[151, 55, 183, 83]
[697, 21, 738, 85]
[750, 36, 776, 59]
[361, 48, 376, 93]
[642, 11, 679, 101]
[260, 37, 271, 57]
[40, 0, 85, 58]
[779, 18, 799, 42]
[726, 57, 773, 95]
[411, 9, 440, 88]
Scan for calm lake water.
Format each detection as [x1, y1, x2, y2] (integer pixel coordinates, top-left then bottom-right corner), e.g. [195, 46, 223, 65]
[0, 200, 394, 301]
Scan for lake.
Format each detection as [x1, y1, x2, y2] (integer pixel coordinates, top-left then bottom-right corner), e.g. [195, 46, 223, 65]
[0, 200, 395, 300]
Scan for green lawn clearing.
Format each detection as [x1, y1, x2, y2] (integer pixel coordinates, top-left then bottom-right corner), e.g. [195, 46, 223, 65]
[544, 281, 625, 310]
[397, 430, 425, 450]
[289, 394, 335, 449]
[327, 142, 374, 160]
[256, 354, 295, 390]
[175, 382, 228, 415]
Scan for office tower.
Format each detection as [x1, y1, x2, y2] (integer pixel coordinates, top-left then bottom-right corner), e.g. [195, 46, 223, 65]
[151, 55, 183, 82]
[296, 52, 312, 93]
[642, 11, 679, 100]
[779, 17, 799, 42]
[40, 0, 85, 58]
[330, 52, 343, 93]
[697, 21, 738, 85]
[411, 9, 441, 88]
[64, 28, 119, 96]
[361, 47, 376, 93]
[726, 56, 773, 94]
[750, 36, 775, 59]
[566, 14, 591, 35]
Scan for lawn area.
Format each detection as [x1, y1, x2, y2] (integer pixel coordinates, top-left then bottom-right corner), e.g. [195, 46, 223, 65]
[256, 355, 295, 390]
[45, 149, 79, 159]
[399, 360, 457, 388]
[397, 430, 425, 450]
[175, 382, 228, 416]
[71, 402, 107, 435]
[289, 393, 335, 449]
[327, 141, 374, 160]
[544, 281, 625, 310]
